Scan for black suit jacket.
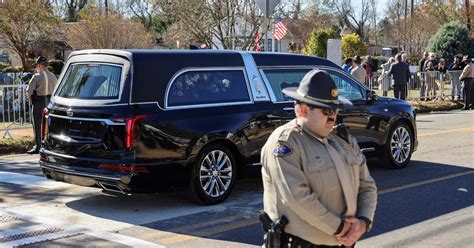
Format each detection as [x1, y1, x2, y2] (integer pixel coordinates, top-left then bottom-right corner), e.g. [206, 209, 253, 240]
[387, 61, 410, 85]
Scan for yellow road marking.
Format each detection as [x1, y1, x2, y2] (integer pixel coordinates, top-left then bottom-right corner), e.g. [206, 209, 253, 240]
[379, 170, 474, 195]
[159, 219, 260, 245]
[418, 127, 474, 137]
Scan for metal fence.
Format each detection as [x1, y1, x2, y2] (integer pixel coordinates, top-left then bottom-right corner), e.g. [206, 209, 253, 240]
[0, 84, 32, 138]
[369, 70, 465, 101]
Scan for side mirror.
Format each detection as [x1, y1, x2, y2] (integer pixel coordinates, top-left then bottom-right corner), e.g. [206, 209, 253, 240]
[366, 90, 378, 102]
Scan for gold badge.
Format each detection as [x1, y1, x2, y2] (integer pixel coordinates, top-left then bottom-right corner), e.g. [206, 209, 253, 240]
[331, 88, 338, 97]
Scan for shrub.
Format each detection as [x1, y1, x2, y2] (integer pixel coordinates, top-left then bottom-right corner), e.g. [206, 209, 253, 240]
[302, 28, 336, 57]
[372, 56, 388, 70]
[342, 33, 367, 59]
[427, 21, 473, 60]
[48, 59, 64, 75]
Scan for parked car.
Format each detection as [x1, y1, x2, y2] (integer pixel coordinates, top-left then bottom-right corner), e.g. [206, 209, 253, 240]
[40, 50, 418, 204]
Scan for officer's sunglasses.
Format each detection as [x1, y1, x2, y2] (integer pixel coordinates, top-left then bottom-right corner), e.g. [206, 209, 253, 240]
[307, 105, 339, 116]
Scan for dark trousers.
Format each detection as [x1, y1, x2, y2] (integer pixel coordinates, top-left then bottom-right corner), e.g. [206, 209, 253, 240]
[393, 84, 407, 100]
[462, 79, 473, 109]
[280, 233, 351, 248]
[32, 96, 50, 149]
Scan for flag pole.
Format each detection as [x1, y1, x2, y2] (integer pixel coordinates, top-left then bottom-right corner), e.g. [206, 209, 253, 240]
[264, 0, 269, 52]
[272, 19, 275, 52]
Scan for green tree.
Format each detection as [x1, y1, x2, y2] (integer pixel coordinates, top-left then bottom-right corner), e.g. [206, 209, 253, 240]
[0, 0, 60, 71]
[302, 28, 336, 57]
[427, 21, 473, 60]
[342, 33, 367, 59]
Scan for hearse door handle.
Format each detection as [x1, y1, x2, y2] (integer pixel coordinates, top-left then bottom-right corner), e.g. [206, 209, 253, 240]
[283, 107, 294, 111]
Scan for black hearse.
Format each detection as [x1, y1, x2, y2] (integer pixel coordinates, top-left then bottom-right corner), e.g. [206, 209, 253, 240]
[40, 50, 417, 204]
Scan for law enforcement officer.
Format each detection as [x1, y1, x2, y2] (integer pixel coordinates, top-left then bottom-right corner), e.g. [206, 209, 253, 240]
[26, 56, 58, 154]
[261, 70, 377, 247]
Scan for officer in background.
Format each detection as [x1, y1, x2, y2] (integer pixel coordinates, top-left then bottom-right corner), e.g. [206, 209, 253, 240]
[261, 70, 377, 247]
[26, 56, 58, 154]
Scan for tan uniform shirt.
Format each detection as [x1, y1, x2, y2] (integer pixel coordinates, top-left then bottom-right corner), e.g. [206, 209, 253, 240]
[351, 65, 367, 84]
[261, 119, 377, 246]
[27, 70, 58, 97]
[459, 63, 474, 80]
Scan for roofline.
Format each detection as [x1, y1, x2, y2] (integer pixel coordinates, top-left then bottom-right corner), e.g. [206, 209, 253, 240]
[68, 49, 133, 61]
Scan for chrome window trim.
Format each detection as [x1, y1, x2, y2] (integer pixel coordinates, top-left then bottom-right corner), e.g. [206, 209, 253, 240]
[48, 113, 125, 125]
[164, 67, 253, 110]
[258, 65, 366, 103]
[241, 52, 270, 101]
[52, 59, 128, 107]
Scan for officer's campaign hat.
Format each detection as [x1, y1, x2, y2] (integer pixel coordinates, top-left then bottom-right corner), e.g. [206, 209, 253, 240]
[35, 56, 48, 65]
[282, 70, 352, 109]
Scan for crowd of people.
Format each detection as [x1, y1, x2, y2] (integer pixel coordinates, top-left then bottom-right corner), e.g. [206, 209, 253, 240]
[342, 52, 474, 109]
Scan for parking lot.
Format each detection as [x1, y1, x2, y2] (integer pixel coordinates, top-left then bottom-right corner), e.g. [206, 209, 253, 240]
[0, 110, 473, 247]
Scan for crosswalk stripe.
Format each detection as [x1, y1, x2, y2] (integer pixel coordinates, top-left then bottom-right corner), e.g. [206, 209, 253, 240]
[0, 224, 53, 239]
[0, 229, 85, 247]
[0, 171, 70, 189]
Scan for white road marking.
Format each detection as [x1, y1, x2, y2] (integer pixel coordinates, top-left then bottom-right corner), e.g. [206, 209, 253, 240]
[0, 171, 70, 189]
[0, 210, 164, 247]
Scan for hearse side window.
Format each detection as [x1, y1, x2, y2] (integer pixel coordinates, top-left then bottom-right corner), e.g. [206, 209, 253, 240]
[325, 70, 364, 100]
[167, 70, 250, 107]
[56, 64, 122, 99]
[262, 69, 311, 102]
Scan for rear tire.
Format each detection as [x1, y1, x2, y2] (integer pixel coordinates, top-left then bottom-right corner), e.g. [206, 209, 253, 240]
[378, 121, 413, 169]
[189, 144, 236, 205]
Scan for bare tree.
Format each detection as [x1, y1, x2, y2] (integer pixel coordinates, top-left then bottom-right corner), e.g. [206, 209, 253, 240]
[0, 0, 59, 71]
[330, 0, 374, 40]
[163, 0, 262, 50]
[67, 8, 154, 49]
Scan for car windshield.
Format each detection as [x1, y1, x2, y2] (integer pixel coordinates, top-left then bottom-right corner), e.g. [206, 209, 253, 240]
[56, 63, 122, 99]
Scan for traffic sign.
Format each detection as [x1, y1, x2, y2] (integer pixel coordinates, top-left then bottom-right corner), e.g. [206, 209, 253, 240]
[256, 0, 280, 17]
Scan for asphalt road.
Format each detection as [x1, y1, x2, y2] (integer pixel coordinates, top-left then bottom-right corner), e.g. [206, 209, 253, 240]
[0, 110, 473, 247]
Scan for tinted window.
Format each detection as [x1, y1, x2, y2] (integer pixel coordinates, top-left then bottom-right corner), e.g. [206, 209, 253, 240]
[326, 70, 364, 100]
[262, 69, 311, 101]
[56, 64, 122, 99]
[167, 70, 250, 107]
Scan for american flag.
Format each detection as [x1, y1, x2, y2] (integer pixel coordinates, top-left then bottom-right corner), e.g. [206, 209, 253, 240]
[254, 31, 261, 51]
[272, 19, 288, 41]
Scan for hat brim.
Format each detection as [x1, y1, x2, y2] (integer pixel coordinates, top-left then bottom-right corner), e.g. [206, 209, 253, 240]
[282, 87, 352, 109]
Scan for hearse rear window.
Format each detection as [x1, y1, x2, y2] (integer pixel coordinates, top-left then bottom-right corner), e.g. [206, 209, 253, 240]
[167, 70, 250, 107]
[56, 64, 122, 99]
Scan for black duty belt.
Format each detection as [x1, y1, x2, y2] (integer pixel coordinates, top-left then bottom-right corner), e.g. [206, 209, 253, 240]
[280, 233, 349, 248]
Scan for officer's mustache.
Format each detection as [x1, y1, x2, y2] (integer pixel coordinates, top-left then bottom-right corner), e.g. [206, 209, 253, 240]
[327, 117, 335, 122]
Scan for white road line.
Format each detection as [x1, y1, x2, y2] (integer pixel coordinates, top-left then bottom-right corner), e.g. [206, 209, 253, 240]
[0, 171, 70, 189]
[0, 224, 53, 238]
[0, 210, 164, 247]
[416, 111, 470, 119]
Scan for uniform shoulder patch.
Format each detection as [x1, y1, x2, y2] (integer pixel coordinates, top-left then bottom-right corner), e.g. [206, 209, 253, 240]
[273, 142, 293, 157]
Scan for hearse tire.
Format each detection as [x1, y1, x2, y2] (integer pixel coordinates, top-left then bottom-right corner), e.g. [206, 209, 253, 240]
[189, 144, 236, 205]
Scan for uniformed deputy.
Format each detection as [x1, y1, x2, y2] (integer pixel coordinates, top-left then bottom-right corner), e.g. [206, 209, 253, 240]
[261, 70, 377, 247]
[26, 56, 58, 154]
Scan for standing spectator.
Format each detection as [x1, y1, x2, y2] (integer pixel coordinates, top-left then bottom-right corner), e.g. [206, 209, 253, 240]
[424, 61, 438, 100]
[418, 52, 429, 98]
[380, 57, 395, 97]
[261, 70, 377, 247]
[401, 53, 409, 64]
[437, 58, 448, 97]
[351, 55, 367, 85]
[387, 54, 410, 100]
[459, 56, 474, 110]
[424, 52, 438, 70]
[363, 56, 373, 86]
[418, 52, 429, 72]
[342, 58, 353, 73]
[26, 56, 58, 154]
[448, 55, 464, 100]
